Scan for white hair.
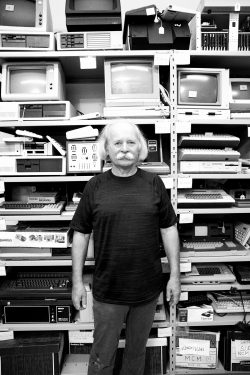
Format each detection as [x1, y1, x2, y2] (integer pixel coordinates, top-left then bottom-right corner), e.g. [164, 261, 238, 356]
[98, 119, 148, 161]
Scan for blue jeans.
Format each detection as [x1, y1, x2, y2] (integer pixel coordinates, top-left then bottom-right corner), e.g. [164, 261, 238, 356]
[87, 296, 159, 375]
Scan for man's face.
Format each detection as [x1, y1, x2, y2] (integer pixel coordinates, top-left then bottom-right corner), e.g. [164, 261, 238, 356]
[106, 123, 141, 169]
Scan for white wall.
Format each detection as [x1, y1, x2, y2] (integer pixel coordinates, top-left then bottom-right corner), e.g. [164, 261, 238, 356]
[49, 0, 201, 32]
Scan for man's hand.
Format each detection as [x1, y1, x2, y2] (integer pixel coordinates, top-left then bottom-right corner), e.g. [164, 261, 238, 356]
[166, 275, 181, 306]
[72, 282, 87, 310]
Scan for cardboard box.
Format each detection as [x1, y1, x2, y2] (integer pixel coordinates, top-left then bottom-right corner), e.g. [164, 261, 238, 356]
[220, 330, 250, 371]
[176, 329, 220, 368]
[178, 305, 214, 322]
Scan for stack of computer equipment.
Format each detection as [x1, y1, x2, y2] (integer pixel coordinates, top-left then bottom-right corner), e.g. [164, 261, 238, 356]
[56, 0, 123, 51]
[123, 4, 196, 50]
[0, 0, 55, 51]
[178, 132, 241, 174]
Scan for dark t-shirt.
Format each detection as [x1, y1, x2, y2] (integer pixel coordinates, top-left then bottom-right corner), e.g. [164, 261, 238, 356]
[70, 169, 177, 304]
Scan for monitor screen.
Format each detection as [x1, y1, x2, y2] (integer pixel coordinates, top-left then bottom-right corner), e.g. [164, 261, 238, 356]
[230, 78, 250, 111]
[111, 62, 154, 95]
[177, 68, 230, 109]
[72, 0, 115, 11]
[179, 72, 218, 104]
[231, 80, 250, 100]
[0, 0, 35, 27]
[10, 69, 46, 95]
[0, 0, 50, 31]
[105, 59, 160, 107]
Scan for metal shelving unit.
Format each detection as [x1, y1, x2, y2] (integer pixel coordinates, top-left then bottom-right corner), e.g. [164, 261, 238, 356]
[1, 41, 250, 374]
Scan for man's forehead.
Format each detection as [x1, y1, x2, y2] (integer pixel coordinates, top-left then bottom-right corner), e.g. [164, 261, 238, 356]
[109, 123, 137, 138]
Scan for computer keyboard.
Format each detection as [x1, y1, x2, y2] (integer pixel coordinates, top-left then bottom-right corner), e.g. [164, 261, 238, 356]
[178, 189, 235, 207]
[178, 148, 240, 161]
[0, 201, 65, 215]
[183, 240, 236, 250]
[185, 193, 222, 199]
[210, 296, 250, 313]
[0, 271, 72, 296]
[7, 277, 70, 290]
[197, 265, 222, 275]
[178, 133, 240, 148]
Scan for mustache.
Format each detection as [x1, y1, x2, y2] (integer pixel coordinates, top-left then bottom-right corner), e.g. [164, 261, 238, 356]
[116, 152, 134, 160]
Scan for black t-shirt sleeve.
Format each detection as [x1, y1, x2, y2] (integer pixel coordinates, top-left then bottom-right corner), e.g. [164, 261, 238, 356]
[69, 181, 94, 234]
[155, 175, 177, 228]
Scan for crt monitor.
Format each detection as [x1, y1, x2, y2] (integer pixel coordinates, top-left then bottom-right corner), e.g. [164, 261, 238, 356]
[230, 78, 250, 111]
[0, 0, 51, 32]
[1, 62, 66, 101]
[65, 0, 122, 31]
[177, 67, 230, 109]
[104, 58, 160, 107]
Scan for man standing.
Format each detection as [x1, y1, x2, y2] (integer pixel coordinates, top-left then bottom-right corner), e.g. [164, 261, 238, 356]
[70, 119, 180, 374]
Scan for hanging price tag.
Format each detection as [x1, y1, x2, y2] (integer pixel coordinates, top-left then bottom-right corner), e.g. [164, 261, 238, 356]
[235, 3, 241, 11]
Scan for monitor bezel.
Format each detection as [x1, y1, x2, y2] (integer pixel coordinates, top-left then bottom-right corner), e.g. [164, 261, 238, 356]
[1, 61, 65, 101]
[230, 78, 250, 111]
[104, 58, 160, 107]
[177, 67, 230, 110]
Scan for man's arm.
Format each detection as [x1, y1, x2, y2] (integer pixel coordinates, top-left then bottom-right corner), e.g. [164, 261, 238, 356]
[160, 224, 181, 306]
[71, 230, 91, 310]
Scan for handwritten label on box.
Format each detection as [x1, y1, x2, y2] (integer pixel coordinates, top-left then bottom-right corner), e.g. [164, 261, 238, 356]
[235, 340, 250, 359]
[179, 338, 210, 356]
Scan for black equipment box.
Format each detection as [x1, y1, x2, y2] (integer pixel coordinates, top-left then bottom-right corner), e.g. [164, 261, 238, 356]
[123, 5, 194, 50]
[0, 299, 73, 324]
[0, 332, 64, 375]
[220, 330, 250, 371]
[65, 0, 122, 32]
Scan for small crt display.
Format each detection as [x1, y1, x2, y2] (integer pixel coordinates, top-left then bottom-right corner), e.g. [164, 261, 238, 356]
[231, 81, 250, 100]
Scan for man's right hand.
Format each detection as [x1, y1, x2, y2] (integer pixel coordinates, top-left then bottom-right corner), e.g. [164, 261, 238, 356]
[72, 282, 87, 310]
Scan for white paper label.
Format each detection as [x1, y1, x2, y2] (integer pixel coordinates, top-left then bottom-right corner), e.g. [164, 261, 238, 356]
[188, 90, 197, 98]
[154, 53, 169, 66]
[179, 212, 193, 224]
[80, 56, 97, 69]
[178, 177, 192, 188]
[5, 4, 14, 11]
[176, 122, 191, 133]
[146, 7, 156, 16]
[155, 120, 170, 133]
[0, 219, 6, 230]
[161, 177, 173, 189]
[179, 338, 210, 356]
[0, 267, 6, 276]
[158, 327, 172, 337]
[235, 340, 250, 358]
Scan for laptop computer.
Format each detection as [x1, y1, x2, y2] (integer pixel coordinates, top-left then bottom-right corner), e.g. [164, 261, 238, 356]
[180, 222, 248, 257]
